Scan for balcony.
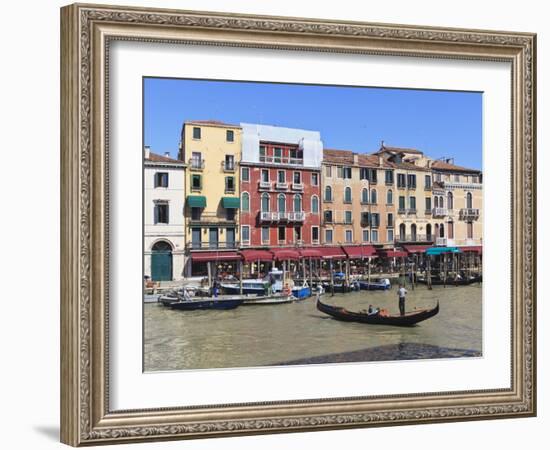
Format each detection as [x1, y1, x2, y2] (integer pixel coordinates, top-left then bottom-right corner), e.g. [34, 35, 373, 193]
[287, 211, 305, 222]
[275, 181, 288, 190]
[259, 211, 304, 222]
[432, 207, 448, 217]
[435, 237, 456, 246]
[291, 182, 304, 191]
[425, 209, 432, 215]
[258, 180, 272, 190]
[188, 212, 236, 226]
[396, 234, 435, 243]
[407, 208, 417, 215]
[260, 211, 278, 222]
[259, 155, 304, 166]
[188, 159, 205, 171]
[187, 241, 240, 250]
[221, 161, 236, 172]
[459, 208, 480, 220]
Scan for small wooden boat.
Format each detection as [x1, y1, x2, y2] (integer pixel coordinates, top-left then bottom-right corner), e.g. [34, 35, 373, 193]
[321, 280, 360, 293]
[358, 278, 391, 291]
[170, 297, 243, 311]
[242, 293, 295, 305]
[316, 296, 439, 327]
[417, 275, 482, 286]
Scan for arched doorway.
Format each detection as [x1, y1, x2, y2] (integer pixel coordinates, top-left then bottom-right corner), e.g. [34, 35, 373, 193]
[151, 240, 173, 281]
[399, 223, 406, 241]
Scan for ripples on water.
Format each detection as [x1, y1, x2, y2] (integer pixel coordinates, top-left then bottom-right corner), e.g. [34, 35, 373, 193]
[144, 284, 482, 371]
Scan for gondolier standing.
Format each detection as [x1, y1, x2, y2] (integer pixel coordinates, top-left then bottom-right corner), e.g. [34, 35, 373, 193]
[398, 284, 407, 316]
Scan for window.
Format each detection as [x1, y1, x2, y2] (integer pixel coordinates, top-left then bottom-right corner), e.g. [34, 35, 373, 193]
[273, 147, 282, 163]
[226, 208, 235, 221]
[387, 213, 394, 227]
[399, 196, 406, 210]
[448, 221, 454, 239]
[435, 172, 442, 182]
[294, 226, 302, 242]
[311, 195, 319, 214]
[407, 174, 417, 188]
[259, 145, 266, 162]
[385, 170, 394, 184]
[370, 213, 380, 228]
[361, 188, 369, 204]
[262, 226, 270, 244]
[192, 127, 201, 139]
[293, 194, 302, 212]
[344, 187, 352, 203]
[191, 207, 201, 221]
[226, 130, 234, 142]
[191, 174, 202, 190]
[387, 229, 394, 242]
[426, 224, 432, 240]
[409, 196, 417, 210]
[447, 192, 454, 209]
[387, 189, 393, 204]
[311, 173, 319, 186]
[225, 176, 235, 193]
[370, 169, 378, 184]
[434, 196, 439, 208]
[425, 197, 432, 211]
[466, 192, 473, 209]
[312, 226, 319, 243]
[362, 229, 369, 242]
[261, 193, 270, 212]
[439, 223, 445, 238]
[345, 229, 353, 243]
[425, 175, 431, 189]
[278, 194, 286, 212]
[467, 221, 474, 239]
[370, 189, 377, 204]
[261, 169, 269, 182]
[293, 172, 301, 184]
[325, 229, 333, 244]
[454, 174, 460, 182]
[324, 210, 333, 223]
[154, 172, 168, 188]
[371, 230, 379, 243]
[241, 225, 250, 243]
[241, 192, 250, 212]
[361, 212, 370, 226]
[345, 211, 352, 224]
[343, 167, 352, 179]
[324, 185, 333, 201]
[278, 226, 286, 242]
[191, 228, 201, 248]
[411, 224, 417, 241]
[399, 224, 406, 240]
[278, 170, 286, 183]
[397, 173, 406, 188]
[154, 203, 169, 224]
[191, 151, 202, 169]
[472, 175, 479, 183]
[225, 154, 235, 170]
[325, 165, 332, 177]
[241, 167, 249, 182]
[360, 168, 368, 180]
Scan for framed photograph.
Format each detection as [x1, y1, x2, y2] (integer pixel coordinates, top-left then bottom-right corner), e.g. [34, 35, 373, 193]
[60, 3, 536, 446]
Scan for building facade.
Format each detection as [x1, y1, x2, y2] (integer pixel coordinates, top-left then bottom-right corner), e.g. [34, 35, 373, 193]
[321, 149, 396, 247]
[239, 123, 322, 248]
[144, 147, 186, 281]
[178, 120, 242, 275]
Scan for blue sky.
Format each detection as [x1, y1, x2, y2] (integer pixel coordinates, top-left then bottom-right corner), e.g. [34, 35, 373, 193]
[144, 78, 482, 169]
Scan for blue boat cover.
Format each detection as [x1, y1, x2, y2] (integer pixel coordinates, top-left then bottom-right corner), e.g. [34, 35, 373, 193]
[426, 247, 462, 256]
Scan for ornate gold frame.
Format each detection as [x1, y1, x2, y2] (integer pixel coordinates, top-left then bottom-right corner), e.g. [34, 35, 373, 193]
[60, 3, 536, 446]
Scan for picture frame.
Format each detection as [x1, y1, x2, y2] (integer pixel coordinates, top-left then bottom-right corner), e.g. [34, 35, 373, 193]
[60, 2, 536, 446]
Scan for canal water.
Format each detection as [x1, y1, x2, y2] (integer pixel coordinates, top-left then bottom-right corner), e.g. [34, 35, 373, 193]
[144, 284, 482, 372]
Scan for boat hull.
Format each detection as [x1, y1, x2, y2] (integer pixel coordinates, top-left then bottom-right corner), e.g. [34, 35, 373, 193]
[170, 299, 243, 310]
[292, 286, 311, 299]
[316, 296, 439, 327]
[221, 284, 268, 296]
[417, 276, 481, 286]
[358, 281, 391, 291]
[242, 294, 295, 305]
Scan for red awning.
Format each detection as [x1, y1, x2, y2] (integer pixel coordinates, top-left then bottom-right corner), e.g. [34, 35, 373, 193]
[191, 251, 240, 262]
[299, 247, 323, 258]
[403, 245, 430, 254]
[238, 249, 274, 262]
[318, 246, 347, 259]
[342, 245, 376, 258]
[376, 249, 408, 258]
[460, 246, 483, 254]
[270, 248, 300, 260]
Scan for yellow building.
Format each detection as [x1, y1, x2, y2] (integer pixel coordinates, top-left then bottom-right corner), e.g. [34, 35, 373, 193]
[178, 120, 242, 276]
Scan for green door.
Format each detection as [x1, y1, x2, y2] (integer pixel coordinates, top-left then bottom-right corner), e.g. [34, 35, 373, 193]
[151, 241, 172, 281]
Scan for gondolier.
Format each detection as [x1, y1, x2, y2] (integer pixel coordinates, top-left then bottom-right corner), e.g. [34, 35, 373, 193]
[398, 284, 408, 316]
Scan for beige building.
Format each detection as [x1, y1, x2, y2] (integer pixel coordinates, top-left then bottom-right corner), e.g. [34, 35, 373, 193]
[321, 149, 395, 246]
[178, 120, 242, 275]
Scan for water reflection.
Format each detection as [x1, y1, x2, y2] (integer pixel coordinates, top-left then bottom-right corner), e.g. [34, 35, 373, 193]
[144, 284, 482, 371]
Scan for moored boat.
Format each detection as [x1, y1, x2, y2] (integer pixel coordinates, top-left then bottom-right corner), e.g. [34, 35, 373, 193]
[292, 283, 312, 299]
[242, 293, 295, 305]
[417, 274, 482, 286]
[316, 295, 439, 327]
[358, 278, 391, 291]
[170, 297, 244, 310]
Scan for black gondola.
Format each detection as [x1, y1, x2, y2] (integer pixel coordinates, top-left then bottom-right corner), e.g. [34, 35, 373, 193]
[417, 275, 482, 286]
[316, 296, 439, 327]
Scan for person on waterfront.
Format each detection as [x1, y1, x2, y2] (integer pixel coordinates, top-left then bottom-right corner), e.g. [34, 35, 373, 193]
[398, 284, 407, 316]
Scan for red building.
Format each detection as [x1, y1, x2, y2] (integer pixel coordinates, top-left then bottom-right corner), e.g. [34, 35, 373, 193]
[239, 124, 323, 249]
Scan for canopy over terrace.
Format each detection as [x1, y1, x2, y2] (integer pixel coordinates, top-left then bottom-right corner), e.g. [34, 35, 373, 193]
[238, 249, 274, 262]
[190, 251, 240, 262]
[318, 246, 347, 259]
[376, 248, 408, 258]
[460, 245, 483, 254]
[270, 248, 301, 260]
[402, 245, 431, 254]
[342, 245, 376, 259]
[425, 246, 461, 256]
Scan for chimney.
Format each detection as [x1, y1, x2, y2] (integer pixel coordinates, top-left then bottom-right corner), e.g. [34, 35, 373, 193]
[353, 153, 359, 165]
[378, 155, 383, 167]
[164, 151, 171, 158]
[144, 145, 150, 159]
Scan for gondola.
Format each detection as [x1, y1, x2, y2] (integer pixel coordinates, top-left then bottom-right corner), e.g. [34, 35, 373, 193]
[170, 297, 243, 311]
[417, 275, 482, 286]
[316, 295, 439, 327]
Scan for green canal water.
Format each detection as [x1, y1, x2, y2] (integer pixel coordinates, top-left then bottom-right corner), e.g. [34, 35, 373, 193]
[143, 283, 482, 372]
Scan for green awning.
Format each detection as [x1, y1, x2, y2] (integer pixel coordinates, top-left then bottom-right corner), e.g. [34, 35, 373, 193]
[187, 195, 206, 208]
[426, 247, 461, 256]
[222, 197, 240, 209]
